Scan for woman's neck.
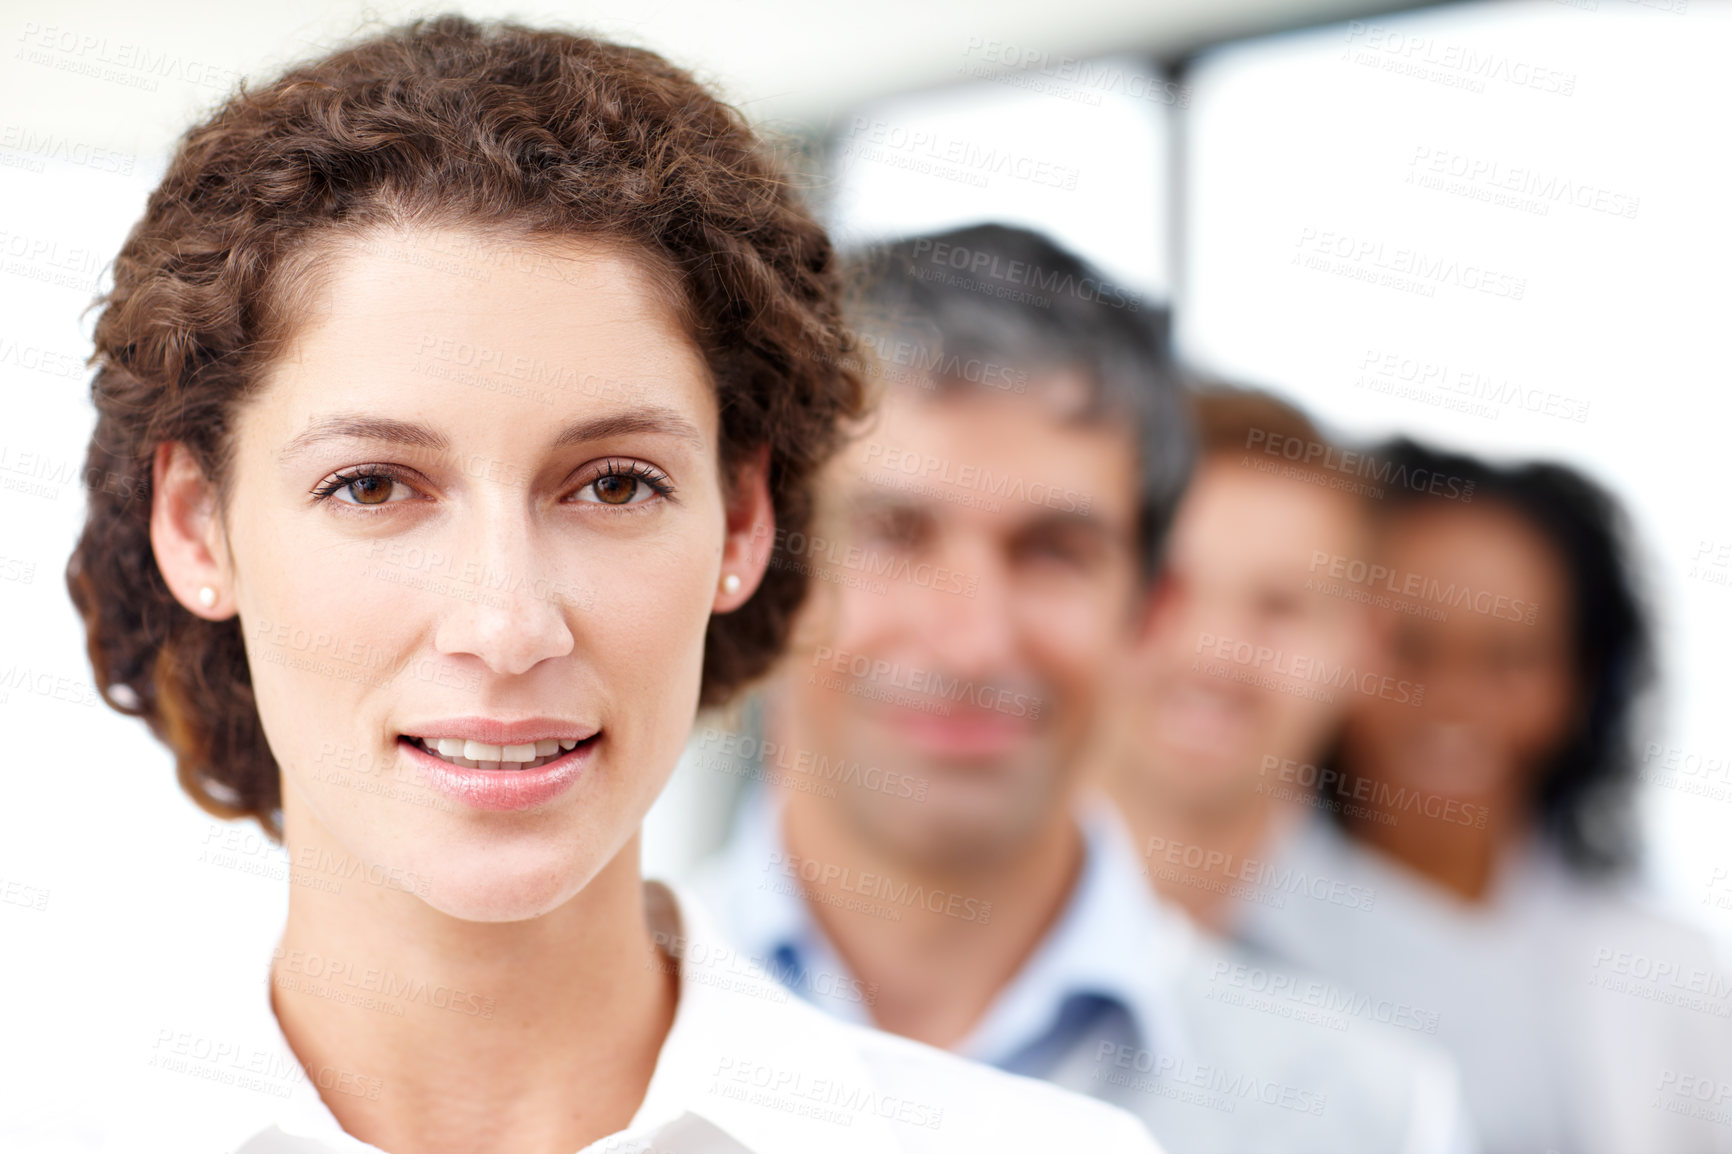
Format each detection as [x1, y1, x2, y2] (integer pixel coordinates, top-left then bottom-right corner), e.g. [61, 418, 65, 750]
[270, 804, 676, 1154]
[1341, 774, 1529, 904]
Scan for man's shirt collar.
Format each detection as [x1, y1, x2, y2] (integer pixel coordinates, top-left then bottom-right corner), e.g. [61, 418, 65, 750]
[695, 788, 1195, 1071]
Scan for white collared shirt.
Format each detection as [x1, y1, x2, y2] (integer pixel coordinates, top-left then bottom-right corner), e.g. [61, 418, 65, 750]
[99, 881, 1164, 1154]
[1236, 815, 1732, 1154]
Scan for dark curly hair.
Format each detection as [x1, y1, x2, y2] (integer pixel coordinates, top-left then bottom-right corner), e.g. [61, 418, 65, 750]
[64, 14, 867, 837]
[1344, 438, 1656, 876]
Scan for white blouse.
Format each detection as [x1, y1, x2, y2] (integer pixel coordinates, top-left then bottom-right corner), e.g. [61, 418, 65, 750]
[99, 881, 1163, 1154]
[1233, 816, 1732, 1154]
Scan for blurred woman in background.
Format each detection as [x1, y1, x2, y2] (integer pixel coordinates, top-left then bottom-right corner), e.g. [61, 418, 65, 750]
[1235, 438, 1732, 1154]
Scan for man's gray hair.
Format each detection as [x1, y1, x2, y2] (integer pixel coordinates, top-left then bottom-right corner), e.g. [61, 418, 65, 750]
[845, 222, 1196, 581]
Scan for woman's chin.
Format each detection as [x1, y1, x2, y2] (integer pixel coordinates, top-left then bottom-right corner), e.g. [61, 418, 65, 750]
[406, 845, 614, 923]
[418, 873, 592, 923]
[1382, 751, 1509, 809]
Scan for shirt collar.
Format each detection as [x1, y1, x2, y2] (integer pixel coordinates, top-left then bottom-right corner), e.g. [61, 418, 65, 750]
[954, 800, 1196, 1066]
[618, 882, 905, 1153]
[246, 881, 905, 1154]
[696, 788, 1195, 1070]
[691, 786, 879, 1031]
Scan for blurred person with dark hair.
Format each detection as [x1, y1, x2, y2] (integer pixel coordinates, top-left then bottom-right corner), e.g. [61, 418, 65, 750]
[1096, 383, 1377, 933]
[1234, 438, 1732, 1154]
[688, 225, 1479, 1154]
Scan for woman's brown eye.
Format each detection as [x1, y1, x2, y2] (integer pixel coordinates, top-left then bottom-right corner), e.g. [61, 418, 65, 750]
[349, 475, 395, 505]
[594, 474, 638, 505]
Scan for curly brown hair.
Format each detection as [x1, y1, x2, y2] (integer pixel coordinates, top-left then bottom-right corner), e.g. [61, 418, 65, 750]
[65, 14, 866, 837]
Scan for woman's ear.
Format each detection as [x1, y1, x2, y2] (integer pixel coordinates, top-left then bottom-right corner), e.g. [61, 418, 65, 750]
[714, 443, 774, 613]
[150, 441, 235, 619]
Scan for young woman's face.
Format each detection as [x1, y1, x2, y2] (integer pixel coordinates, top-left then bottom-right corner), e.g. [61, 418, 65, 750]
[1344, 500, 1576, 806]
[198, 228, 764, 920]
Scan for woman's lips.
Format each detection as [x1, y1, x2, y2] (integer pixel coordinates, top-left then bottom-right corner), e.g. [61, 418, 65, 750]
[398, 734, 597, 811]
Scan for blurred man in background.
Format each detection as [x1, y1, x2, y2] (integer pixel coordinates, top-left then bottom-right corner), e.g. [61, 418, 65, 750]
[689, 224, 1477, 1153]
[1095, 387, 1376, 932]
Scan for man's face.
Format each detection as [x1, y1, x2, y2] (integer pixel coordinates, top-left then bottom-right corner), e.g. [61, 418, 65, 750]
[780, 379, 1143, 868]
[1119, 456, 1371, 819]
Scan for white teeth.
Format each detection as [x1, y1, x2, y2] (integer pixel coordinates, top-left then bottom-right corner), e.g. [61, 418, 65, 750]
[410, 734, 588, 772]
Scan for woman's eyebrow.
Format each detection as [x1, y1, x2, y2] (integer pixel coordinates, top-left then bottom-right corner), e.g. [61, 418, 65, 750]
[280, 415, 448, 462]
[279, 407, 704, 464]
[549, 408, 704, 449]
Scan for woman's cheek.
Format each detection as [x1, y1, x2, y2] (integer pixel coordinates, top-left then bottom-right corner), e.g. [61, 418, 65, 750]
[1505, 669, 1577, 766]
[586, 533, 715, 715]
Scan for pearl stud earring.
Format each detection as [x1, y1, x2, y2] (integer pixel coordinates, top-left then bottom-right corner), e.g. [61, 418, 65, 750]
[721, 573, 741, 595]
[197, 586, 217, 609]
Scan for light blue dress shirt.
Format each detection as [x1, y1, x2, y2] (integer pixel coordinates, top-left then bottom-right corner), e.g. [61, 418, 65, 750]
[692, 785, 1193, 1078]
[689, 787, 1482, 1154]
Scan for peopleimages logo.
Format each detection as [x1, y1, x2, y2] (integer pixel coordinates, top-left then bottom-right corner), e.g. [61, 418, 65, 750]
[1407, 146, 1640, 220]
[907, 237, 1143, 312]
[1342, 22, 1577, 96]
[270, 948, 496, 1018]
[1587, 948, 1732, 1014]
[1208, 961, 1440, 1033]
[842, 118, 1081, 191]
[861, 441, 1092, 514]
[1292, 227, 1527, 301]
[711, 1057, 946, 1130]
[1143, 836, 1378, 913]
[695, 729, 930, 802]
[760, 525, 977, 598]
[1259, 756, 1489, 829]
[1355, 347, 1591, 425]
[1193, 632, 1425, 707]
[763, 851, 992, 925]
[809, 646, 1043, 719]
[855, 329, 1029, 394]
[1092, 1043, 1327, 1116]
[1243, 428, 1476, 502]
[960, 38, 1191, 108]
[1308, 549, 1539, 625]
